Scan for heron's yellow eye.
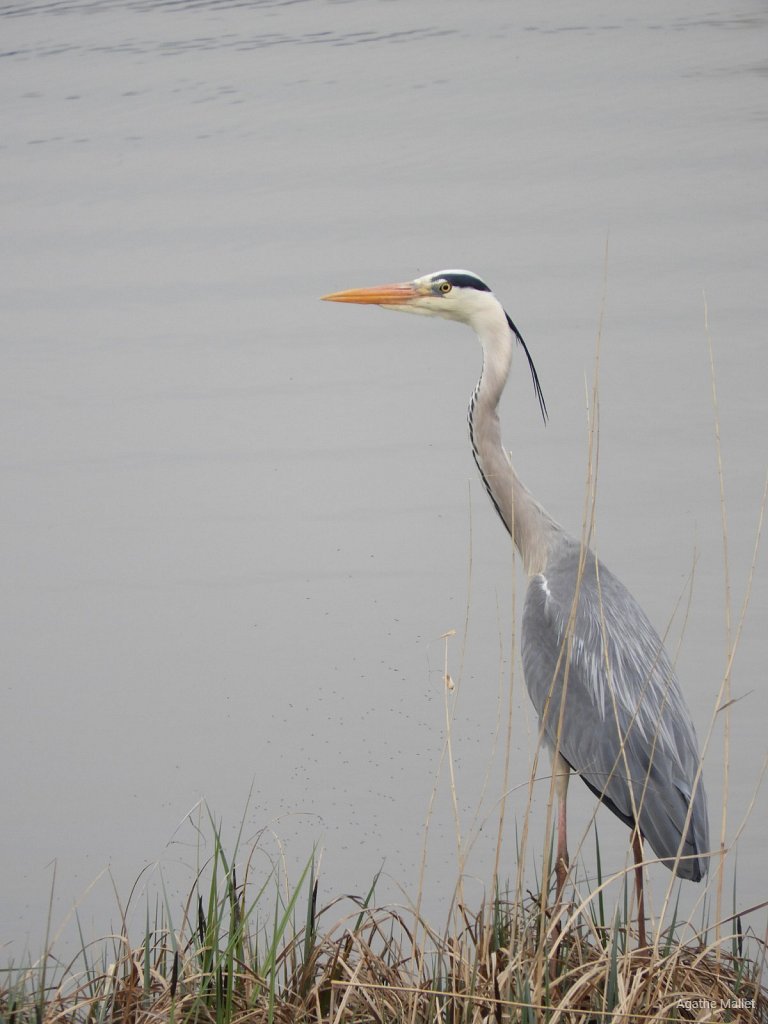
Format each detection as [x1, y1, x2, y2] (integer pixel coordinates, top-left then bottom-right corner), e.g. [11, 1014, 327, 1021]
[439, 281, 452, 294]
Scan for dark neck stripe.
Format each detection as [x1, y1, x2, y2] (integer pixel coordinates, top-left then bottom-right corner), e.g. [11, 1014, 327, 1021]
[467, 374, 512, 537]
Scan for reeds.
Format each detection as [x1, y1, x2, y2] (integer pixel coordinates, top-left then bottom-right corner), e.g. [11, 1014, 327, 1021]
[1, 814, 766, 1024]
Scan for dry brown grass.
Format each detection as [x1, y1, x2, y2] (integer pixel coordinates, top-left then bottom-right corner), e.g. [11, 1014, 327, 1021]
[3, 862, 766, 1024]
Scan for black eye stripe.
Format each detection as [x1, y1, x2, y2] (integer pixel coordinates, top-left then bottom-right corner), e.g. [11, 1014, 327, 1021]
[431, 272, 491, 292]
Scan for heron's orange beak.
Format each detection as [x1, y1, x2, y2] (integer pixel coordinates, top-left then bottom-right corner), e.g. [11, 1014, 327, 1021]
[321, 281, 423, 305]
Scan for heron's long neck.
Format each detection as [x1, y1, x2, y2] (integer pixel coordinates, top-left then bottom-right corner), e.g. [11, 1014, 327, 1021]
[468, 318, 561, 576]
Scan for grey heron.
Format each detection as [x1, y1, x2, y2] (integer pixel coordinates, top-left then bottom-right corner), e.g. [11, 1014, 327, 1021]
[322, 269, 709, 947]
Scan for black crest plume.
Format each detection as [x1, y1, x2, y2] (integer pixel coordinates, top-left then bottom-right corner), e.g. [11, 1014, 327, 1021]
[505, 312, 548, 423]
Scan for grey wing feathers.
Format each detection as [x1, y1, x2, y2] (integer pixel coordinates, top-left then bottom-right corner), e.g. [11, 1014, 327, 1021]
[522, 542, 709, 881]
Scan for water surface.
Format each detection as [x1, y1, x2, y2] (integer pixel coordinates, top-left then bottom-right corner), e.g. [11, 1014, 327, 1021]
[2, 0, 767, 952]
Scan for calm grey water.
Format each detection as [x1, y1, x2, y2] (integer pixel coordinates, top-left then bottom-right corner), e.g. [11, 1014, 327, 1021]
[2, 0, 767, 955]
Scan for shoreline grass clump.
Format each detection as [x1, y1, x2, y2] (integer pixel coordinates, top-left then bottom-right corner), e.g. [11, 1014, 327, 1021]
[2, 814, 766, 1024]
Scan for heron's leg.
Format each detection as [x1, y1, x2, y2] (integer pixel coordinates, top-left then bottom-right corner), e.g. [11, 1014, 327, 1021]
[631, 829, 647, 948]
[554, 754, 570, 903]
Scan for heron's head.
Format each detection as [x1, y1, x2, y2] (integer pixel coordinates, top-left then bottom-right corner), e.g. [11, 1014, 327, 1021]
[322, 268, 548, 422]
[322, 269, 500, 328]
